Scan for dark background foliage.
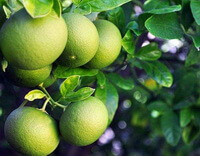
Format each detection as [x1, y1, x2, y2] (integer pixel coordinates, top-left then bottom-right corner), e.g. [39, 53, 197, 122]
[1, 0, 200, 155]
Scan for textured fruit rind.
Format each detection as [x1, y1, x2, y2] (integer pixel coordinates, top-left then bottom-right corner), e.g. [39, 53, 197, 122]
[0, 9, 68, 70]
[57, 13, 99, 68]
[59, 96, 108, 146]
[4, 107, 60, 156]
[86, 20, 122, 69]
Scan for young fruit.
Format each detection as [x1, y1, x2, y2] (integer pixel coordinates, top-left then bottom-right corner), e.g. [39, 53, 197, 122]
[57, 13, 99, 68]
[5, 64, 52, 88]
[4, 107, 60, 155]
[86, 20, 122, 69]
[59, 96, 108, 146]
[0, 9, 68, 70]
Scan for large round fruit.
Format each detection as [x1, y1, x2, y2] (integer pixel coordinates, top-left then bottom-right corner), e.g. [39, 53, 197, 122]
[59, 96, 108, 146]
[5, 64, 52, 87]
[86, 20, 122, 69]
[4, 107, 60, 155]
[57, 13, 99, 68]
[0, 9, 68, 70]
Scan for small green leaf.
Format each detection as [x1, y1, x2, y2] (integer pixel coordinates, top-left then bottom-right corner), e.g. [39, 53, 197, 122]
[1, 59, 8, 72]
[60, 75, 80, 97]
[25, 89, 46, 101]
[161, 111, 181, 146]
[180, 108, 193, 127]
[3, 5, 12, 18]
[135, 43, 161, 61]
[145, 13, 183, 39]
[148, 101, 170, 113]
[122, 30, 135, 55]
[185, 46, 200, 67]
[191, 0, 200, 25]
[188, 34, 200, 49]
[53, 65, 99, 78]
[61, 87, 95, 102]
[140, 61, 173, 87]
[95, 81, 119, 125]
[107, 73, 134, 90]
[106, 7, 125, 32]
[145, 5, 182, 14]
[96, 71, 106, 87]
[22, 0, 54, 18]
[53, 0, 62, 17]
[126, 21, 141, 36]
[182, 125, 200, 144]
[77, 0, 131, 14]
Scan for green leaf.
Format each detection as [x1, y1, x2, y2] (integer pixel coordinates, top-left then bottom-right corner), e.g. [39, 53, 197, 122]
[185, 46, 200, 66]
[135, 43, 161, 61]
[144, 0, 181, 14]
[3, 5, 12, 18]
[61, 87, 95, 102]
[96, 71, 106, 87]
[126, 21, 141, 36]
[122, 30, 135, 55]
[145, 13, 183, 39]
[174, 72, 196, 103]
[188, 34, 200, 49]
[173, 100, 193, 110]
[181, 0, 194, 30]
[25, 89, 46, 101]
[147, 101, 170, 113]
[180, 108, 193, 127]
[191, 0, 200, 25]
[140, 61, 173, 87]
[182, 125, 200, 144]
[53, 0, 62, 17]
[60, 75, 80, 97]
[95, 81, 119, 125]
[6, 0, 23, 13]
[106, 7, 125, 32]
[145, 5, 181, 14]
[53, 65, 99, 78]
[107, 73, 134, 90]
[144, 0, 170, 11]
[77, 0, 131, 14]
[22, 0, 54, 18]
[161, 111, 181, 146]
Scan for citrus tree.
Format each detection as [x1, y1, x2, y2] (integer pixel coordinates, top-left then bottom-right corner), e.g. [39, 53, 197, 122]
[0, 0, 200, 155]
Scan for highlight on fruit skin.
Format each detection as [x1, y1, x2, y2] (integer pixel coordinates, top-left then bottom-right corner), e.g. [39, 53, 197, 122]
[86, 19, 122, 69]
[0, 9, 68, 70]
[4, 64, 52, 88]
[57, 13, 99, 68]
[59, 96, 108, 146]
[4, 107, 60, 156]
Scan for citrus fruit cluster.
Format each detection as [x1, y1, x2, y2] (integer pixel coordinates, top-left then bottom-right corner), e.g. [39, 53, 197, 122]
[0, 8, 121, 155]
[5, 97, 108, 155]
[0, 8, 122, 88]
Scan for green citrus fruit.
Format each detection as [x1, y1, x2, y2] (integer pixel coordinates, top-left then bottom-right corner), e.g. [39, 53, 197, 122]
[0, 9, 68, 70]
[59, 96, 108, 146]
[57, 13, 99, 68]
[86, 20, 122, 69]
[4, 107, 60, 155]
[5, 64, 52, 87]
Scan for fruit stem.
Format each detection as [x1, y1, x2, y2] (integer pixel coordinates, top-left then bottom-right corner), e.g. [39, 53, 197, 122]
[41, 98, 50, 112]
[19, 100, 28, 108]
[38, 85, 67, 109]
